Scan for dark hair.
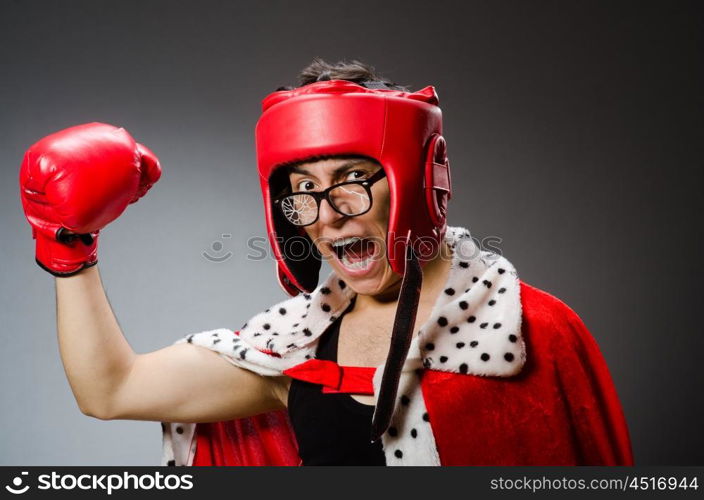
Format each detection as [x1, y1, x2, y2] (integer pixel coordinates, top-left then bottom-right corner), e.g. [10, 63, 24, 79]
[271, 59, 394, 195]
[275, 58, 409, 92]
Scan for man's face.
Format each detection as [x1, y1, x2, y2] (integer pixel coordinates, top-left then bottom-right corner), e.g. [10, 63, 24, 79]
[287, 157, 402, 297]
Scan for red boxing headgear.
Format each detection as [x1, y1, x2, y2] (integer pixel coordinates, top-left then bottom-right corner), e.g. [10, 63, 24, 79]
[256, 80, 452, 295]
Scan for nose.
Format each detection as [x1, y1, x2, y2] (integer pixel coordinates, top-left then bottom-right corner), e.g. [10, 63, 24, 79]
[317, 197, 344, 226]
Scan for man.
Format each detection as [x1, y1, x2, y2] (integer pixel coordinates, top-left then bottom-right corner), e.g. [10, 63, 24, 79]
[19, 59, 634, 466]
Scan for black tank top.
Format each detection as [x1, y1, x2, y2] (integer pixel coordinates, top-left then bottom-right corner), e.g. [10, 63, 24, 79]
[287, 303, 386, 466]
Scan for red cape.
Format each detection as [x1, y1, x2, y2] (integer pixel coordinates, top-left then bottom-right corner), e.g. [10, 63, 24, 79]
[190, 282, 634, 466]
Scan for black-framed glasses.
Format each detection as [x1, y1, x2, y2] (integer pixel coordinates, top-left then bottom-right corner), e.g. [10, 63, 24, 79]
[274, 168, 387, 227]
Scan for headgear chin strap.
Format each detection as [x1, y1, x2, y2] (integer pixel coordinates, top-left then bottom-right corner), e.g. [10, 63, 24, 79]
[255, 79, 452, 439]
[370, 239, 423, 441]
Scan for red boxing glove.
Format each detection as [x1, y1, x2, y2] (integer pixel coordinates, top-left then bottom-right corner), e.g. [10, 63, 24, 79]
[19, 122, 161, 276]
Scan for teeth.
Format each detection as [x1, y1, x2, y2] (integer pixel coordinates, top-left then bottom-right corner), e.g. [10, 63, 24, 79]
[332, 236, 375, 270]
[332, 236, 362, 248]
[341, 253, 373, 269]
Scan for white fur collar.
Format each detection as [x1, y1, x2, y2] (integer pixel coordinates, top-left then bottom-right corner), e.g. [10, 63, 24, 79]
[230, 226, 525, 377]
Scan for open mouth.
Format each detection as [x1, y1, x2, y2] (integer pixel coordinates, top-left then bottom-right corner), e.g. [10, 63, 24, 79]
[331, 236, 379, 271]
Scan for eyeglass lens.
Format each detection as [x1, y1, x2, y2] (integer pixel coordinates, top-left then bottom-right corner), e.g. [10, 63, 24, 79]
[281, 182, 372, 226]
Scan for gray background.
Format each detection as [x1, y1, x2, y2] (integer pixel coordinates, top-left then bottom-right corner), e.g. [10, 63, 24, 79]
[1, 0, 701, 465]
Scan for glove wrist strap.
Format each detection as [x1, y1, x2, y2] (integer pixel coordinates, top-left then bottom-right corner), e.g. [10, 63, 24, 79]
[34, 228, 99, 277]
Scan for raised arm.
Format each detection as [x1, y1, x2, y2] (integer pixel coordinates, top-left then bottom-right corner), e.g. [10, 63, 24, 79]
[56, 265, 287, 422]
[20, 123, 287, 424]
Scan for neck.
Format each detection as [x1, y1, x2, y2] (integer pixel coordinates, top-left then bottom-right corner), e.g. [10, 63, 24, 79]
[353, 241, 453, 312]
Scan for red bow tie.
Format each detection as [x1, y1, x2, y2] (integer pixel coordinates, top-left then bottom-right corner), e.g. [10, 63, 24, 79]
[283, 359, 376, 395]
